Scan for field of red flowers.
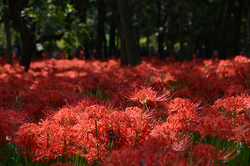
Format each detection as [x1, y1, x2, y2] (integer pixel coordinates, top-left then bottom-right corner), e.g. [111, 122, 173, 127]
[0, 55, 249, 166]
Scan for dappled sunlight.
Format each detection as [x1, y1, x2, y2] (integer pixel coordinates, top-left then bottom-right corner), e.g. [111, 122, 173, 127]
[0, 55, 249, 165]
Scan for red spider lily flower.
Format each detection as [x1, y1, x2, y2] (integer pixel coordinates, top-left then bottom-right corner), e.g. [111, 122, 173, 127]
[30, 119, 66, 161]
[189, 143, 222, 165]
[190, 143, 238, 165]
[0, 108, 25, 147]
[16, 123, 40, 158]
[84, 105, 108, 120]
[124, 107, 153, 144]
[167, 98, 202, 131]
[53, 107, 80, 127]
[126, 86, 169, 107]
[105, 136, 186, 166]
[232, 123, 250, 145]
[213, 94, 250, 126]
[104, 148, 141, 166]
[195, 114, 234, 141]
[50, 162, 74, 166]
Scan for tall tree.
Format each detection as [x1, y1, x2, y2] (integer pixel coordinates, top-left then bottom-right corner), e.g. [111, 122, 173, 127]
[178, 0, 184, 62]
[73, 0, 90, 59]
[9, 0, 36, 71]
[187, 0, 197, 61]
[8, 0, 74, 71]
[219, 0, 233, 60]
[117, 0, 141, 66]
[3, 0, 12, 65]
[247, 1, 250, 58]
[156, 0, 164, 59]
[108, 8, 116, 57]
[233, 0, 243, 55]
[96, 0, 106, 59]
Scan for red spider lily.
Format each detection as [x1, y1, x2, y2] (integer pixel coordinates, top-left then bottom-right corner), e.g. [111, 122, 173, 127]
[0, 108, 25, 147]
[83, 105, 108, 120]
[126, 86, 169, 107]
[50, 162, 74, 166]
[167, 98, 202, 131]
[0, 87, 14, 109]
[195, 114, 234, 140]
[232, 123, 250, 145]
[105, 136, 187, 166]
[124, 107, 153, 144]
[16, 123, 40, 157]
[53, 107, 81, 127]
[189, 143, 238, 165]
[104, 148, 141, 166]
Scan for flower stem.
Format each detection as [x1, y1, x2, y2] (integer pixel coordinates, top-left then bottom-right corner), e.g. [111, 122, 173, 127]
[95, 119, 99, 159]
[141, 103, 146, 118]
[214, 136, 218, 166]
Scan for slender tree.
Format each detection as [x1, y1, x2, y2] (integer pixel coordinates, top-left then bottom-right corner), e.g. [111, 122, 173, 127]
[178, 0, 184, 62]
[9, 0, 36, 71]
[233, 0, 243, 55]
[247, 1, 250, 58]
[187, 0, 197, 61]
[96, 0, 106, 59]
[109, 9, 116, 57]
[3, 0, 12, 65]
[73, 0, 90, 59]
[219, 0, 233, 60]
[117, 0, 141, 66]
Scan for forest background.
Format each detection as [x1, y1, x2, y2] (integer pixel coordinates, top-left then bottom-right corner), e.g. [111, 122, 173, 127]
[0, 0, 250, 70]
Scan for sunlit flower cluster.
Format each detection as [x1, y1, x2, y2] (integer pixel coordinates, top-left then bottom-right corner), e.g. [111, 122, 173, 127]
[0, 55, 250, 165]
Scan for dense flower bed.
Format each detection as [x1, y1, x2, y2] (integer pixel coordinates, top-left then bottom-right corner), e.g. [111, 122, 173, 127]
[0, 55, 249, 165]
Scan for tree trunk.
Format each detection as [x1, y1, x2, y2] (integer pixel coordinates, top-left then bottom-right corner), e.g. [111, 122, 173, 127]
[233, 0, 243, 55]
[9, 0, 36, 72]
[74, 0, 90, 59]
[157, 0, 164, 59]
[120, 36, 129, 66]
[187, 0, 197, 61]
[96, 0, 105, 59]
[103, 33, 108, 58]
[109, 10, 116, 57]
[219, 0, 233, 60]
[117, 0, 141, 66]
[179, 0, 184, 62]
[3, 0, 12, 65]
[247, 1, 250, 58]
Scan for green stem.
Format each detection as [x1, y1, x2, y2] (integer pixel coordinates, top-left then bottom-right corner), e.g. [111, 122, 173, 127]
[95, 119, 99, 159]
[244, 143, 248, 166]
[64, 139, 68, 163]
[214, 136, 218, 166]
[141, 103, 146, 118]
[109, 147, 112, 156]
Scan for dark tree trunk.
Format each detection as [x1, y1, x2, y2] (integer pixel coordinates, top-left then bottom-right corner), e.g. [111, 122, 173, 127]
[205, 2, 222, 59]
[3, 0, 12, 65]
[117, 0, 141, 66]
[187, 0, 197, 61]
[74, 0, 90, 59]
[247, 1, 250, 58]
[103, 33, 108, 58]
[146, 34, 150, 54]
[157, 0, 164, 59]
[84, 38, 91, 59]
[219, 0, 233, 60]
[9, 0, 36, 72]
[120, 36, 129, 66]
[233, 0, 243, 56]
[96, 0, 105, 59]
[158, 34, 164, 59]
[179, 0, 184, 62]
[109, 10, 116, 57]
